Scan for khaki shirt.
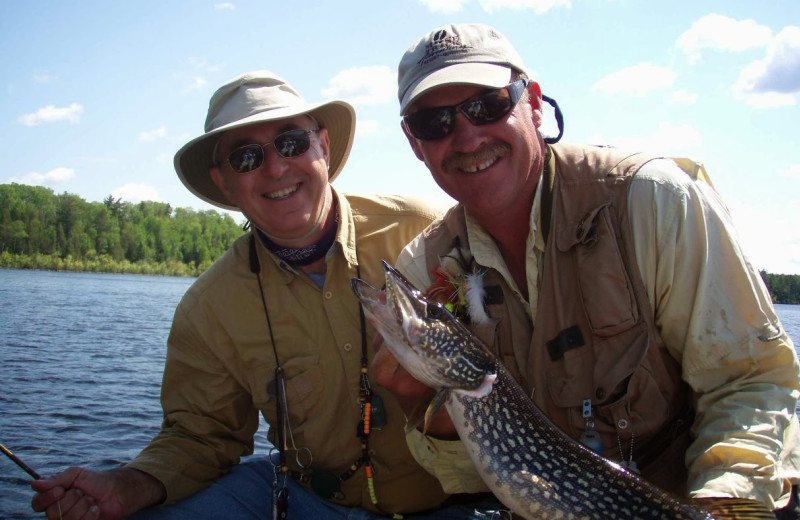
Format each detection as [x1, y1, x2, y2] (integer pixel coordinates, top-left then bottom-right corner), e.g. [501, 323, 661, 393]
[397, 159, 800, 509]
[127, 189, 450, 514]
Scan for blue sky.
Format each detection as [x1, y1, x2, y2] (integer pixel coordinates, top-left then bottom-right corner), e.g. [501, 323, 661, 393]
[1, 1, 798, 274]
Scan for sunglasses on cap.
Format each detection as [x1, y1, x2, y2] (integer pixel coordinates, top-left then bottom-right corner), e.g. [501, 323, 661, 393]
[403, 79, 529, 141]
[219, 128, 318, 174]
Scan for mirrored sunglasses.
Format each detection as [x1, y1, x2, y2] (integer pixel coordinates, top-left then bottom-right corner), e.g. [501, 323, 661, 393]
[403, 79, 529, 141]
[222, 128, 317, 174]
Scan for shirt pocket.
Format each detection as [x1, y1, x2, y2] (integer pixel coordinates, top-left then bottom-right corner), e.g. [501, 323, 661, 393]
[250, 354, 323, 427]
[556, 201, 638, 337]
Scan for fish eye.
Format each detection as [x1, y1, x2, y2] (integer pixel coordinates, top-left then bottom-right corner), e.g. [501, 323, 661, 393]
[427, 303, 445, 319]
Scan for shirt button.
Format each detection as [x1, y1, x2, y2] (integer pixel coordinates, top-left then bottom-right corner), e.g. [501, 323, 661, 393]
[324, 291, 333, 299]
[343, 343, 352, 352]
[617, 419, 629, 429]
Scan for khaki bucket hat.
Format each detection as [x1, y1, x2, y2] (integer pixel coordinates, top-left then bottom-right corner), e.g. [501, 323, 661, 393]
[174, 70, 356, 211]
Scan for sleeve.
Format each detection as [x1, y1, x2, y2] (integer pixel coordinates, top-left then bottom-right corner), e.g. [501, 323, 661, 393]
[394, 233, 492, 494]
[126, 299, 260, 504]
[629, 159, 800, 508]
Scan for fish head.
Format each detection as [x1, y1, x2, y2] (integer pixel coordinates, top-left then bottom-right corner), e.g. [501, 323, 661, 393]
[351, 261, 492, 391]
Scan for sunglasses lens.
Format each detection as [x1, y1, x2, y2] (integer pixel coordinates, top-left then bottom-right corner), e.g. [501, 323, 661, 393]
[469, 90, 513, 125]
[228, 145, 264, 174]
[273, 130, 312, 158]
[405, 108, 455, 140]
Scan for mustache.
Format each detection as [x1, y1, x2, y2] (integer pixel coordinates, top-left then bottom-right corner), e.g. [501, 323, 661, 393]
[442, 142, 511, 171]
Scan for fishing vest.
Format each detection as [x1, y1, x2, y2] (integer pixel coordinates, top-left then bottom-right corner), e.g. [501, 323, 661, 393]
[421, 142, 711, 495]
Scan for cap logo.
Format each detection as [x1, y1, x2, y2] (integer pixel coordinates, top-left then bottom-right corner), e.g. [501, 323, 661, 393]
[419, 29, 471, 67]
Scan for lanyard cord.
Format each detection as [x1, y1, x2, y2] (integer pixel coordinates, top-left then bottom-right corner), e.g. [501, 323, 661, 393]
[249, 234, 288, 472]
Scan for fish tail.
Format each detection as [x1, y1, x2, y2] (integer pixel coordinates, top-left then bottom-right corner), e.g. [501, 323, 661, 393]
[691, 497, 777, 519]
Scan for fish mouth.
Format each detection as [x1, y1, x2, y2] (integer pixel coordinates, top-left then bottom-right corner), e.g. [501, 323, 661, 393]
[382, 262, 427, 318]
[350, 260, 426, 336]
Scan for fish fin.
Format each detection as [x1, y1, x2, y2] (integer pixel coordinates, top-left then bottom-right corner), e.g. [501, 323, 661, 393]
[689, 497, 776, 520]
[422, 389, 450, 435]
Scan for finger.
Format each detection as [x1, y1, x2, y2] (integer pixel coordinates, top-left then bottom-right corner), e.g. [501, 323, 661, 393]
[31, 486, 65, 513]
[47, 488, 84, 518]
[59, 493, 96, 520]
[33, 466, 83, 493]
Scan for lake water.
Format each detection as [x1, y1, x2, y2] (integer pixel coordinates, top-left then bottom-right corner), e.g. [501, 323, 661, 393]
[1, 269, 799, 519]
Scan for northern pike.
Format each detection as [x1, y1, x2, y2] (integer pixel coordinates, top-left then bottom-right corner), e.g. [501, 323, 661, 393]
[351, 261, 776, 520]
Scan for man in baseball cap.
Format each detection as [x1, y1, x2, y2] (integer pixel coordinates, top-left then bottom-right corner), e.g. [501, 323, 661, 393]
[374, 23, 800, 518]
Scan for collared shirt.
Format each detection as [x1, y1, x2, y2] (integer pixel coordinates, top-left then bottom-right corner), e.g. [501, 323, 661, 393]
[127, 189, 450, 514]
[397, 159, 800, 509]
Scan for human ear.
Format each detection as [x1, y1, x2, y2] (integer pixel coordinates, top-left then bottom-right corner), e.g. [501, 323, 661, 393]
[316, 127, 332, 168]
[526, 80, 544, 128]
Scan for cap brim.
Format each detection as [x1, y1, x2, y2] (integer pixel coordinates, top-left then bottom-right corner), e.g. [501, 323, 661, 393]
[400, 63, 512, 115]
[174, 100, 356, 211]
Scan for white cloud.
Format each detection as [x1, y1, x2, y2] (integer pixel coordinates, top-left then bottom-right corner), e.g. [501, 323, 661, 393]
[9, 167, 75, 186]
[589, 122, 703, 156]
[322, 66, 396, 106]
[734, 91, 796, 109]
[418, 0, 469, 13]
[677, 14, 772, 64]
[214, 2, 235, 10]
[780, 165, 800, 179]
[732, 26, 800, 107]
[669, 89, 698, 105]
[33, 73, 52, 83]
[478, 0, 571, 13]
[17, 103, 84, 126]
[185, 77, 208, 92]
[592, 63, 676, 97]
[111, 183, 162, 203]
[138, 125, 167, 142]
[418, 0, 569, 13]
[725, 195, 800, 275]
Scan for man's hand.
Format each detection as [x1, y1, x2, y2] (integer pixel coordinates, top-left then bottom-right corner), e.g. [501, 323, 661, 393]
[371, 337, 459, 440]
[31, 466, 166, 520]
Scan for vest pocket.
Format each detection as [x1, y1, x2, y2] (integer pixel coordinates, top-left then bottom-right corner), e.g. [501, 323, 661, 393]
[556, 202, 638, 337]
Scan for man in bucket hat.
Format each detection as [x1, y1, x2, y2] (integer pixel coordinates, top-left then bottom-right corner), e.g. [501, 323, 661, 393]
[30, 71, 510, 519]
[373, 22, 800, 516]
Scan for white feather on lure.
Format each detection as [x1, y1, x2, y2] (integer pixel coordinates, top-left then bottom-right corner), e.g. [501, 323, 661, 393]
[465, 272, 492, 326]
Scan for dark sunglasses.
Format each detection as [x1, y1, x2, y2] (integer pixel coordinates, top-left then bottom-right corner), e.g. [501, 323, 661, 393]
[403, 79, 528, 141]
[220, 128, 317, 174]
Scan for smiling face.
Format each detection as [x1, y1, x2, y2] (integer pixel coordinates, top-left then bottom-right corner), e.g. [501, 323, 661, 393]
[210, 115, 332, 244]
[402, 80, 546, 222]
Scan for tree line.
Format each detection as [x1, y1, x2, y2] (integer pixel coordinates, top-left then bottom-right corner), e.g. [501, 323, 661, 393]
[0, 183, 245, 277]
[760, 271, 800, 305]
[1, 183, 799, 304]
